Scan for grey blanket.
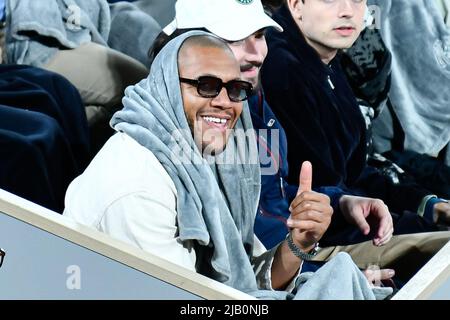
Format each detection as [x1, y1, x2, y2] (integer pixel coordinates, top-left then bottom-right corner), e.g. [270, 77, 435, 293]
[369, 0, 450, 164]
[5, 0, 160, 67]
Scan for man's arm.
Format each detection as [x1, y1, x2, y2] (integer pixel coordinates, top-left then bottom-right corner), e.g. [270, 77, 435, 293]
[339, 195, 394, 246]
[271, 161, 333, 290]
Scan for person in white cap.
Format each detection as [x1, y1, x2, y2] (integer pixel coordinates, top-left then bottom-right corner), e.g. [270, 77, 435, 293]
[163, 0, 282, 41]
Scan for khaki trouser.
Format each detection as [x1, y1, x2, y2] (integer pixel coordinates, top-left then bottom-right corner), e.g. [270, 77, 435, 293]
[313, 231, 450, 281]
[43, 42, 149, 152]
[44, 42, 149, 115]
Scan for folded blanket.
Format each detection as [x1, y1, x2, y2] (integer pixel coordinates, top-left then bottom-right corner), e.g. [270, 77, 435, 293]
[5, 0, 159, 67]
[369, 0, 450, 163]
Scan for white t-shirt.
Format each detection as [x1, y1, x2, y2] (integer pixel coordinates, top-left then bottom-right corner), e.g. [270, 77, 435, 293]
[65, 132, 198, 270]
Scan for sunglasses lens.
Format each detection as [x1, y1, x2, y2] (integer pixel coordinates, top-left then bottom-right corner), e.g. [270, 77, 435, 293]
[193, 77, 252, 102]
[227, 81, 251, 102]
[197, 77, 221, 97]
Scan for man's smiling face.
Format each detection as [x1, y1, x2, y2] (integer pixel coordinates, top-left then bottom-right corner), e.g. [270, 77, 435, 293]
[178, 39, 244, 155]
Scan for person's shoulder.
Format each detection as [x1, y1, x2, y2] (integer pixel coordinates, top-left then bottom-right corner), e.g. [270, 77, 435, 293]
[78, 132, 171, 185]
[64, 132, 177, 226]
[263, 39, 308, 88]
[266, 34, 296, 65]
[109, 133, 176, 188]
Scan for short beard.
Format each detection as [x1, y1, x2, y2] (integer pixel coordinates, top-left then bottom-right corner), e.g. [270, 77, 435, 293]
[249, 73, 262, 95]
[241, 63, 263, 93]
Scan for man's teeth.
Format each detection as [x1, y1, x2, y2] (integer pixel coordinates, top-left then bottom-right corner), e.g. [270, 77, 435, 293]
[202, 116, 227, 124]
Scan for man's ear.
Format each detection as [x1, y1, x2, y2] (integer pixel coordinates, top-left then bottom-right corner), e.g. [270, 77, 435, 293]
[287, 0, 303, 20]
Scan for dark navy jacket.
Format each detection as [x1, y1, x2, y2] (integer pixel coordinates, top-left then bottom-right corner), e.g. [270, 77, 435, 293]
[0, 65, 90, 212]
[249, 91, 346, 249]
[261, 5, 432, 216]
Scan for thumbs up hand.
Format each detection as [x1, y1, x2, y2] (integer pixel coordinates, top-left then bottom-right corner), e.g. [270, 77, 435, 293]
[297, 160, 313, 195]
[287, 161, 333, 253]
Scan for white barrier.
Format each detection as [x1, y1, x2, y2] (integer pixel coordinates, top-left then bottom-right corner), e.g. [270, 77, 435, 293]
[392, 240, 450, 300]
[0, 188, 254, 300]
[1, 188, 448, 300]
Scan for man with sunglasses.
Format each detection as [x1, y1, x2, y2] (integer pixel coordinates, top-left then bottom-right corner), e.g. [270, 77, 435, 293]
[64, 31, 388, 299]
[64, 1, 344, 297]
[152, 0, 344, 277]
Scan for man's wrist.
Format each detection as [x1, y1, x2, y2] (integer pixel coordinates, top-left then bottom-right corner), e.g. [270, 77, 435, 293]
[285, 232, 320, 261]
[418, 195, 437, 218]
[429, 198, 448, 223]
[419, 195, 448, 223]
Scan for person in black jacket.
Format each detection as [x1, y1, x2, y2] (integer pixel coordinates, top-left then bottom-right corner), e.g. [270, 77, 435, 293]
[261, 0, 450, 243]
[0, 65, 90, 212]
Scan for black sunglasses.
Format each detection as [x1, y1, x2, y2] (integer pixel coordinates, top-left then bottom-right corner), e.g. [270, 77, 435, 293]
[179, 76, 253, 102]
[0, 248, 5, 268]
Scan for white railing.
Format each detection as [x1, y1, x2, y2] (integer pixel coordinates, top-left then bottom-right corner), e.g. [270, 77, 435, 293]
[0, 188, 254, 300]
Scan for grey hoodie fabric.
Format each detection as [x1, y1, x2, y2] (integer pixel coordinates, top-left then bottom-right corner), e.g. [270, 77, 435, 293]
[109, 30, 391, 300]
[369, 0, 450, 164]
[108, 1, 161, 68]
[111, 30, 262, 295]
[5, 0, 160, 67]
[294, 253, 391, 300]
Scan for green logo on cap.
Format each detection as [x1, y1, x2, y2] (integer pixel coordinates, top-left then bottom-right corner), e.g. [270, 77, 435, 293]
[236, 0, 253, 4]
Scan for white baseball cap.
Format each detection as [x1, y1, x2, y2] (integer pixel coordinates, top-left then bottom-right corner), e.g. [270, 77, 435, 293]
[163, 0, 283, 42]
